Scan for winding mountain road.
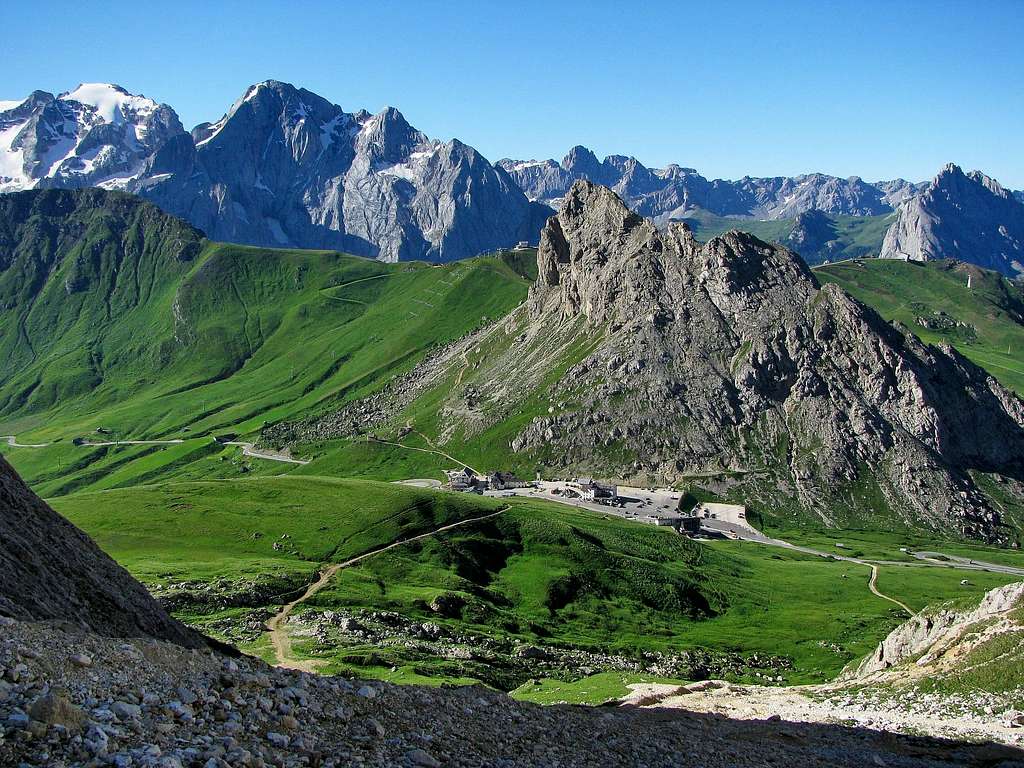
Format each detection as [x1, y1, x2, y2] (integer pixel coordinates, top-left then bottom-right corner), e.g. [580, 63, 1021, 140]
[267, 508, 507, 671]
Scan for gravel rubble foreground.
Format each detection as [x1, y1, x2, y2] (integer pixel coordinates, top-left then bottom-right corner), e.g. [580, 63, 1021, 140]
[2, 619, 1022, 768]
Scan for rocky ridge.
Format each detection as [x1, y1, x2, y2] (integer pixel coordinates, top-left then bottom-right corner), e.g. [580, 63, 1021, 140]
[514, 182, 1024, 537]
[139, 81, 550, 262]
[0, 84, 182, 193]
[880, 163, 1024, 277]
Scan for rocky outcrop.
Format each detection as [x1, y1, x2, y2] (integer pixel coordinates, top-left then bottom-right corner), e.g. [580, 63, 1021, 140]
[280, 180, 1024, 537]
[784, 209, 840, 260]
[434, 181, 1024, 539]
[499, 147, 921, 220]
[0, 455, 202, 646]
[880, 163, 1024, 277]
[267, 179, 1024, 537]
[850, 580, 1024, 678]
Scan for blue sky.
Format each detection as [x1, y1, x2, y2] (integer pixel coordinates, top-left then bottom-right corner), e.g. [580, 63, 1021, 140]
[3, 0, 1022, 186]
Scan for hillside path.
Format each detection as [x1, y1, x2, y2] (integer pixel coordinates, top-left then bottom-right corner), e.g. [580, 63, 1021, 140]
[267, 507, 507, 672]
[866, 564, 915, 615]
[362, 435, 481, 476]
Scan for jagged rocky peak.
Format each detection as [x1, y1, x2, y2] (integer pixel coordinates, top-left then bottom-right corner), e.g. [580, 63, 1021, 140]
[515, 181, 1024, 539]
[0, 455, 203, 646]
[880, 163, 1024, 277]
[532, 180, 815, 323]
[561, 145, 605, 179]
[137, 79, 547, 262]
[357, 105, 427, 164]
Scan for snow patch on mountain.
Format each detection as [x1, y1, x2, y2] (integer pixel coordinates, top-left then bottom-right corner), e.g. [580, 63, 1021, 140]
[61, 83, 157, 125]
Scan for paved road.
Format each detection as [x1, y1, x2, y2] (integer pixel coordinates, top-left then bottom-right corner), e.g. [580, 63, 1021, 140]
[225, 441, 310, 466]
[2, 433, 309, 466]
[902, 551, 1024, 577]
[267, 508, 507, 671]
[1, 435, 50, 448]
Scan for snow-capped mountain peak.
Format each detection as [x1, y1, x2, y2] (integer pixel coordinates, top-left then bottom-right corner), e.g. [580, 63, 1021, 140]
[0, 84, 183, 193]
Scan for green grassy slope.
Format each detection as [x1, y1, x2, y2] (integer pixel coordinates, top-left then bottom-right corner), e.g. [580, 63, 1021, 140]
[49, 477, 496, 589]
[816, 259, 1024, 395]
[0, 191, 531, 493]
[49, 478, 1022, 691]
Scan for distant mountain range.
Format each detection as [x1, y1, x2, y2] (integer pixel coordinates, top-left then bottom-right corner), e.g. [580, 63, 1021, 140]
[2, 81, 1022, 274]
[498, 146, 923, 220]
[0, 82, 548, 262]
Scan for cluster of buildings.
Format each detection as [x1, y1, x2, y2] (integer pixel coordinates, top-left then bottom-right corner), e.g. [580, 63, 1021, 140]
[443, 467, 529, 493]
[441, 467, 747, 539]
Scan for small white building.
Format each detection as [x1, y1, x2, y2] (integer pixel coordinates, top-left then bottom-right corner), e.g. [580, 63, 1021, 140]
[570, 477, 617, 502]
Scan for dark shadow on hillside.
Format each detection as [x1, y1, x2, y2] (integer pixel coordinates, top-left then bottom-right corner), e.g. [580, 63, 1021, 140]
[581, 699, 1024, 767]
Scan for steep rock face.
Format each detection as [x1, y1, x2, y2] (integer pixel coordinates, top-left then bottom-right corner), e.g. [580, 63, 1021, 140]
[0, 455, 202, 645]
[499, 148, 919, 220]
[137, 81, 549, 262]
[784, 209, 839, 259]
[0, 84, 184, 193]
[880, 164, 1024, 277]
[516, 182, 1024, 538]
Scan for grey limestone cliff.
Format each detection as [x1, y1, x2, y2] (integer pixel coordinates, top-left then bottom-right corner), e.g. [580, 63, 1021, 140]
[880, 163, 1024, 277]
